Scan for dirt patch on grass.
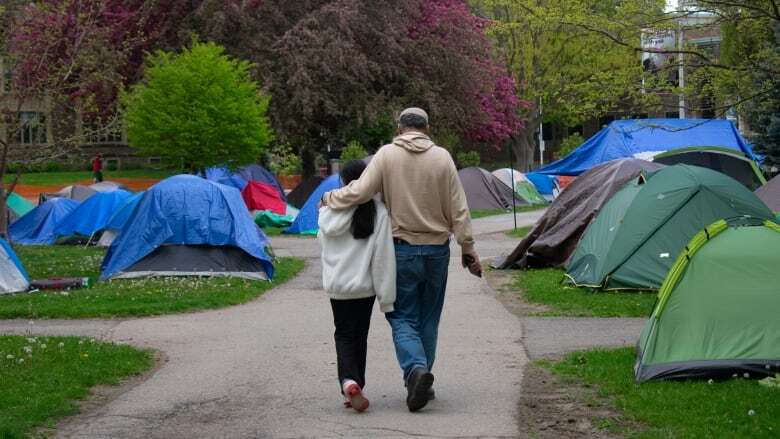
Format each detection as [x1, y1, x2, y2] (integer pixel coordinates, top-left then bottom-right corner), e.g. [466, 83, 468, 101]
[519, 360, 628, 438]
[485, 267, 549, 316]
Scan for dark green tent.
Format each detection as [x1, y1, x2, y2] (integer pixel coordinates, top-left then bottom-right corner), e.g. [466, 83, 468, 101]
[567, 165, 774, 290]
[635, 219, 780, 382]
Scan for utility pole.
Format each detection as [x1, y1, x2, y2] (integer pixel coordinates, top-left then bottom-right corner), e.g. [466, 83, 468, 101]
[677, 21, 685, 118]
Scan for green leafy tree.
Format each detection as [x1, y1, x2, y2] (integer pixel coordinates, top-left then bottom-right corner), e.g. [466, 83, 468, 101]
[557, 133, 585, 158]
[456, 151, 481, 168]
[340, 141, 368, 162]
[471, 0, 667, 169]
[122, 41, 273, 172]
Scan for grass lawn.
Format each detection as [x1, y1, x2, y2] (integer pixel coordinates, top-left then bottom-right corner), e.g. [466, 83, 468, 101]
[6, 169, 176, 186]
[514, 268, 657, 317]
[0, 335, 153, 438]
[0, 246, 305, 319]
[505, 226, 532, 239]
[470, 204, 546, 219]
[544, 348, 779, 438]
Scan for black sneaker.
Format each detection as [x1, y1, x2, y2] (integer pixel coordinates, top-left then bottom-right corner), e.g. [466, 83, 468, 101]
[427, 387, 435, 401]
[406, 368, 434, 412]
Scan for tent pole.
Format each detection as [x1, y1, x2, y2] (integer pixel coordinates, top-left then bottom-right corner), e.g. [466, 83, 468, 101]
[509, 139, 517, 230]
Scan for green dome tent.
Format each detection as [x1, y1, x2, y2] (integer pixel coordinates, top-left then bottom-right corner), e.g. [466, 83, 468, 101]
[567, 165, 774, 290]
[635, 219, 780, 382]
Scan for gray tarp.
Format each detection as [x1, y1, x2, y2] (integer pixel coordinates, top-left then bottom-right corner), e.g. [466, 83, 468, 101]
[458, 167, 526, 210]
[653, 150, 764, 190]
[755, 174, 780, 212]
[42, 185, 97, 203]
[493, 159, 664, 269]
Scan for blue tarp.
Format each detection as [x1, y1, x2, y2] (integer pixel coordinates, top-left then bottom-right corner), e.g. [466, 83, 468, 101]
[526, 172, 558, 195]
[104, 192, 144, 232]
[218, 175, 248, 191]
[100, 175, 274, 280]
[284, 174, 341, 235]
[535, 119, 758, 176]
[205, 165, 286, 201]
[9, 198, 80, 245]
[55, 190, 133, 238]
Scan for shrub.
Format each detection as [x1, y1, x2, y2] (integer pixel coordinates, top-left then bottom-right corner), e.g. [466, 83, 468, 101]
[340, 140, 368, 162]
[456, 151, 481, 168]
[557, 133, 585, 158]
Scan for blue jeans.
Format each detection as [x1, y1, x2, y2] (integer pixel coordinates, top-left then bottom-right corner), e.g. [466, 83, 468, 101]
[386, 241, 450, 383]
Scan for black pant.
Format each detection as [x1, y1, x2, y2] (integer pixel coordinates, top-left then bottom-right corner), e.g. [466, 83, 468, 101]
[330, 296, 375, 391]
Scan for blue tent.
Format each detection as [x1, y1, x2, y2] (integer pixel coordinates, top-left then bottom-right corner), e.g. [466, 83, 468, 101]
[284, 174, 341, 235]
[535, 119, 758, 176]
[526, 172, 558, 196]
[103, 192, 144, 232]
[9, 198, 80, 245]
[0, 238, 29, 294]
[101, 175, 274, 280]
[218, 175, 248, 191]
[205, 165, 286, 201]
[54, 190, 133, 239]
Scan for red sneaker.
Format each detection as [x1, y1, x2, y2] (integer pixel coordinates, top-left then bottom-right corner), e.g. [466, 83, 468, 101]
[343, 382, 369, 412]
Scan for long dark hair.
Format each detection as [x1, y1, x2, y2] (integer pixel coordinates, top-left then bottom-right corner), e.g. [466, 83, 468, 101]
[340, 160, 376, 239]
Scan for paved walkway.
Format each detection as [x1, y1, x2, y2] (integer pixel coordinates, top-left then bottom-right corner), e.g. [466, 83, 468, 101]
[0, 211, 644, 438]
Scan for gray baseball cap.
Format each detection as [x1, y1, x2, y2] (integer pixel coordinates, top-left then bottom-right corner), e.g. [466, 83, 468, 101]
[398, 107, 429, 124]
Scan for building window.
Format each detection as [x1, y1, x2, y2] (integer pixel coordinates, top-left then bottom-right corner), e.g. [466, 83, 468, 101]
[83, 118, 124, 144]
[17, 112, 47, 145]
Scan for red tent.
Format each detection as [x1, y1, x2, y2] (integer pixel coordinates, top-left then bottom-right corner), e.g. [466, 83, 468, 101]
[241, 181, 286, 214]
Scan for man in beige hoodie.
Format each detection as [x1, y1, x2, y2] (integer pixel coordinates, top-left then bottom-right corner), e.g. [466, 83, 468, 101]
[322, 107, 481, 412]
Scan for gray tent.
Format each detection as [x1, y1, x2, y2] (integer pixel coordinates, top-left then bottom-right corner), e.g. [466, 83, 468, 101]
[89, 181, 130, 192]
[458, 167, 526, 210]
[755, 174, 780, 212]
[652, 148, 765, 190]
[41, 184, 97, 203]
[493, 159, 664, 269]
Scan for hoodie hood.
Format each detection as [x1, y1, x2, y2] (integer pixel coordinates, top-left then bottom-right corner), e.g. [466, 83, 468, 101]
[318, 206, 357, 237]
[393, 132, 435, 153]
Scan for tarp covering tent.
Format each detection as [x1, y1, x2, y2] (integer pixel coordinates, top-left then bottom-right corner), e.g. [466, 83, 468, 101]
[42, 184, 97, 203]
[652, 148, 765, 190]
[567, 165, 774, 290]
[285, 174, 341, 235]
[493, 159, 664, 269]
[9, 198, 80, 245]
[101, 175, 274, 280]
[97, 192, 144, 247]
[458, 167, 526, 210]
[90, 181, 130, 192]
[241, 181, 286, 214]
[526, 172, 559, 198]
[287, 176, 324, 209]
[635, 219, 780, 382]
[492, 169, 547, 205]
[205, 165, 286, 201]
[255, 210, 294, 228]
[237, 164, 286, 202]
[54, 190, 133, 240]
[218, 175, 248, 191]
[7, 193, 35, 224]
[755, 174, 780, 212]
[0, 238, 29, 294]
[534, 119, 758, 176]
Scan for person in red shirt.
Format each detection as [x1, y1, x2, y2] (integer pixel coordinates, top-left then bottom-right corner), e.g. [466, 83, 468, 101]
[92, 153, 103, 183]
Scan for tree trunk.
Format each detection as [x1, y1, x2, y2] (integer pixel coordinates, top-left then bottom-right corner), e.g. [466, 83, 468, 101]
[0, 186, 8, 240]
[513, 129, 538, 172]
[301, 146, 316, 179]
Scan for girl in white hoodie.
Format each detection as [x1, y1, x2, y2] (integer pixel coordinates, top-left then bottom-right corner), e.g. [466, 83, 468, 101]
[318, 160, 396, 413]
